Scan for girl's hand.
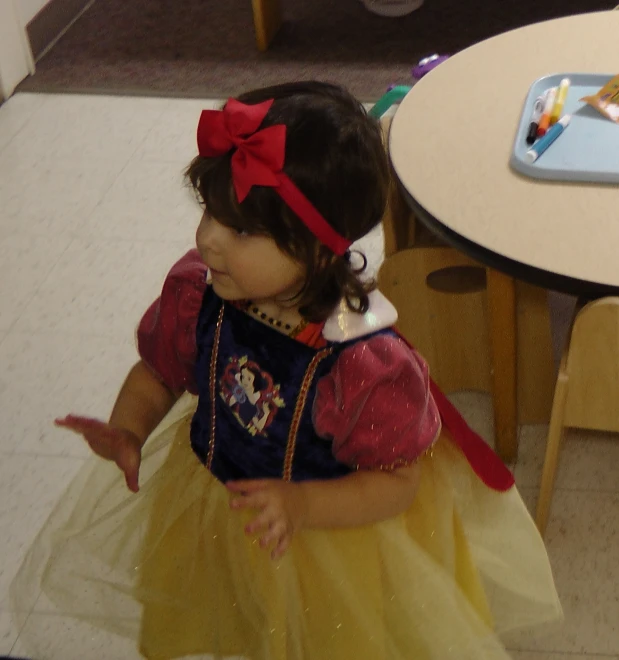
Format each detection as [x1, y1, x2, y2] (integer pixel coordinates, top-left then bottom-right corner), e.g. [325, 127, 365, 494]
[54, 414, 143, 493]
[227, 479, 307, 560]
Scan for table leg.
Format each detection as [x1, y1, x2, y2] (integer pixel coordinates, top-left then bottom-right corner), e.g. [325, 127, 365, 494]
[486, 269, 518, 463]
[252, 0, 282, 51]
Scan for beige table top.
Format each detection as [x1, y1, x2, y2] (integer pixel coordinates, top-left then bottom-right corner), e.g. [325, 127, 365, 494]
[389, 10, 619, 295]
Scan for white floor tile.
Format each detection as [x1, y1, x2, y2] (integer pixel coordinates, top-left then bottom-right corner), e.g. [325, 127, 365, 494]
[0, 93, 49, 155]
[0, 233, 72, 331]
[132, 97, 220, 166]
[516, 487, 537, 518]
[515, 425, 619, 492]
[0, 609, 19, 654]
[0, 94, 168, 169]
[447, 391, 495, 447]
[510, 653, 616, 660]
[13, 613, 143, 660]
[0, 331, 137, 456]
[77, 158, 200, 243]
[4, 635, 27, 658]
[12, 238, 191, 338]
[0, 156, 123, 239]
[508, 490, 619, 656]
[12, 612, 244, 659]
[0, 454, 84, 611]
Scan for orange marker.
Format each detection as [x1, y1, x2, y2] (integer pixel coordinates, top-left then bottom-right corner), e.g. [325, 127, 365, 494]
[537, 87, 557, 138]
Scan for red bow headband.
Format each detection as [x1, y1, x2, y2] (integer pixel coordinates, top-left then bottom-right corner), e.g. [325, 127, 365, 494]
[196, 98, 351, 256]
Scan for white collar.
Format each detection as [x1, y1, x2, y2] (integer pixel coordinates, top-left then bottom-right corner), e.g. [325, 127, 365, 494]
[322, 290, 398, 342]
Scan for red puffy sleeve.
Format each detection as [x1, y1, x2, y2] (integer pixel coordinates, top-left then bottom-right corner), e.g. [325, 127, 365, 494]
[313, 334, 441, 470]
[136, 249, 207, 395]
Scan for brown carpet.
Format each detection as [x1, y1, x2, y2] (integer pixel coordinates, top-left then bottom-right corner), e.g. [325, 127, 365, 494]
[18, 0, 614, 101]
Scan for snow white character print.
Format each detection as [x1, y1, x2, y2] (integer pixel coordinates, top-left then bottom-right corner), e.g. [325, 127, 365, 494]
[221, 356, 284, 435]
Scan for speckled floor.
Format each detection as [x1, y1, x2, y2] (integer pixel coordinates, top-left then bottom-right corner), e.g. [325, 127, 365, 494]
[1, 92, 618, 659]
[16, 0, 615, 101]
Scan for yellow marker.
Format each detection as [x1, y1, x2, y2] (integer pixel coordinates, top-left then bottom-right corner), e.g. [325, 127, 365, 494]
[550, 78, 570, 125]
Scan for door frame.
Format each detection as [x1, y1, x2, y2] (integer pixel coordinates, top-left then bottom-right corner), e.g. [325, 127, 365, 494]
[0, 0, 35, 101]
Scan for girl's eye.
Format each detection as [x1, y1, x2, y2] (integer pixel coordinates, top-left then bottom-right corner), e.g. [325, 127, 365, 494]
[234, 228, 249, 237]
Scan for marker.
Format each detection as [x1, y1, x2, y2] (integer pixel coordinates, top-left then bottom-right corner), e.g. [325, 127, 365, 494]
[526, 95, 546, 144]
[550, 78, 570, 125]
[525, 115, 571, 164]
[537, 87, 557, 137]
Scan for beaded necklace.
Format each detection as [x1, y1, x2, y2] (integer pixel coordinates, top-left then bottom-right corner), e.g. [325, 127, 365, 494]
[244, 301, 307, 337]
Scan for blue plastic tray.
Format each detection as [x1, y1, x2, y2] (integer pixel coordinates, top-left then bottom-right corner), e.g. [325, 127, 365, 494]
[510, 73, 619, 184]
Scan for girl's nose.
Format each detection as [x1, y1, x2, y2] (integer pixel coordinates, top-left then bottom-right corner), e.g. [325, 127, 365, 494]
[197, 216, 227, 252]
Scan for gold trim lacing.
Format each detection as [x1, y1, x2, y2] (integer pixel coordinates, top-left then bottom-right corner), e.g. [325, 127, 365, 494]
[205, 304, 225, 470]
[282, 348, 333, 481]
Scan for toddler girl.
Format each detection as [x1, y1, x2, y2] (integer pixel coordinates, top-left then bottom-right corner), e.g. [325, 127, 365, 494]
[12, 81, 561, 659]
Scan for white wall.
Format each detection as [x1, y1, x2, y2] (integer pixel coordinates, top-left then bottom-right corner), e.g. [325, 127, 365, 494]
[0, 0, 35, 99]
[18, 0, 51, 26]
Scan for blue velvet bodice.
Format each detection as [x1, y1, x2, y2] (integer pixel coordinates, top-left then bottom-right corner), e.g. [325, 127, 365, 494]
[190, 287, 353, 483]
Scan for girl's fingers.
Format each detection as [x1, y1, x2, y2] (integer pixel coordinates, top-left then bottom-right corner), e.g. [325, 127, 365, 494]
[124, 468, 140, 493]
[244, 508, 275, 536]
[55, 415, 113, 438]
[55, 414, 100, 428]
[117, 450, 141, 493]
[271, 536, 290, 561]
[54, 418, 87, 434]
[56, 415, 141, 492]
[58, 416, 132, 466]
[56, 416, 121, 453]
[54, 414, 82, 425]
[226, 479, 269, 494]
[259, 521, 285, 549]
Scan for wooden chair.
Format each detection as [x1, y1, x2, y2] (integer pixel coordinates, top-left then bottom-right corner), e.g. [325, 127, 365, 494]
[378, 117, 556, 462]
[251, 0, 282, 51]
[536, 297, 619, 534]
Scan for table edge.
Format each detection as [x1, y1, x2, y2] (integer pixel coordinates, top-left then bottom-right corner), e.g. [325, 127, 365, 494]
[398, 183, 619, 298]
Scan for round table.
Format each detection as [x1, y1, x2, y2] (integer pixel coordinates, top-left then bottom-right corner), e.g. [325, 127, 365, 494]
[389, 9, 619, 297]
[388, 10, 619, 460]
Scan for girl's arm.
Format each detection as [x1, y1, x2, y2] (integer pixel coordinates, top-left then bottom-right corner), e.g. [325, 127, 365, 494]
[228, 462, 421, 559]
[299, 462, 421, 529]
[57, 251, 203, 491]
[109, 359, 183, 446]
[55, 359, 183, 491]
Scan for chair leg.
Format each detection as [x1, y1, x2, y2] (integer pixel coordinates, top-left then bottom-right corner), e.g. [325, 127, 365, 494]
[486, 269, 518, 463]
[535, 363, 569, 535]
[252, 0, 282, 51]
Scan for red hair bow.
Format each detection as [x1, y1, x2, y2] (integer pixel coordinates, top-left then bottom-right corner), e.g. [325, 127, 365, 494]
[196, 98, 351, 256]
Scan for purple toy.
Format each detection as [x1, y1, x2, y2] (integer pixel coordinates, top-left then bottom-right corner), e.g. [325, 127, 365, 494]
[385, 53, 450, 93]
[411, 54, 450, 80]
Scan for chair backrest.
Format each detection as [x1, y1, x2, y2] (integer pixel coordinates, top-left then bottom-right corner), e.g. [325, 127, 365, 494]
[378, 247, 492, 393]
[563, 297, 619, 432]
[379, 116, 417, 257]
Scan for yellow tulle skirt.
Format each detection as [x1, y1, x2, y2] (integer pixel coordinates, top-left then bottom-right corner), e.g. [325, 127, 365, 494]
[12, 393, 561, 659]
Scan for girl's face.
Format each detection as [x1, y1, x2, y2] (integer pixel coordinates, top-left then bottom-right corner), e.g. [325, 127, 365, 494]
[195, 211, 306, 306]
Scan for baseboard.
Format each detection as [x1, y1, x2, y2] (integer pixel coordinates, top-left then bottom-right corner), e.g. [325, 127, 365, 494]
[27, 0, 91, 60]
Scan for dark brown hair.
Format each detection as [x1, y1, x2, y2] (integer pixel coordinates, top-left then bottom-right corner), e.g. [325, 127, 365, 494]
[185, 81, 389, 322]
